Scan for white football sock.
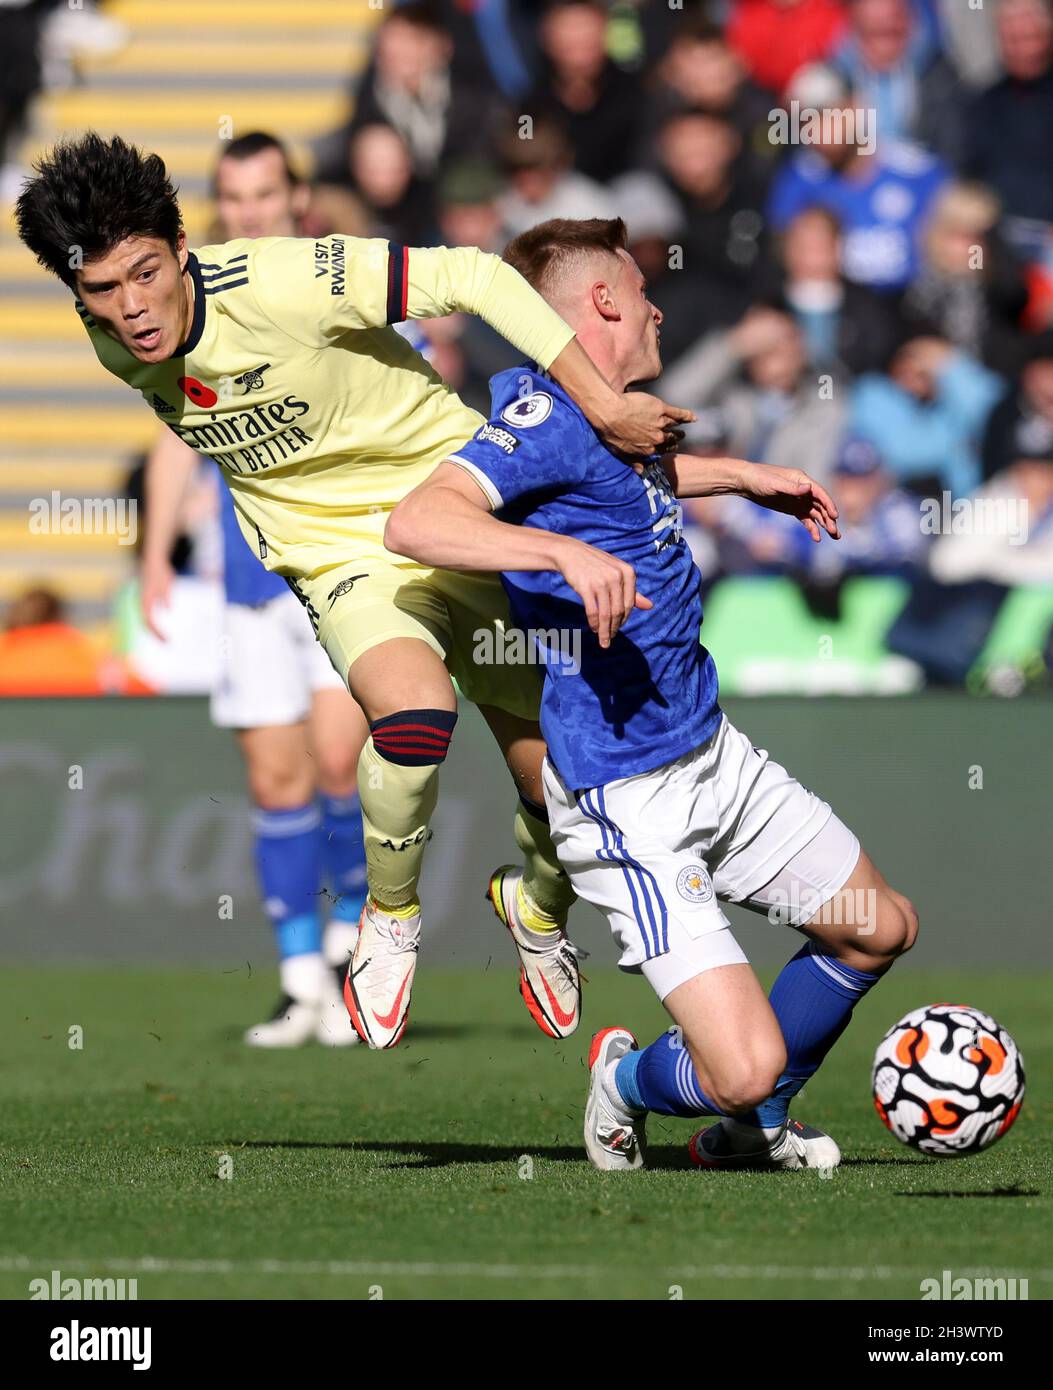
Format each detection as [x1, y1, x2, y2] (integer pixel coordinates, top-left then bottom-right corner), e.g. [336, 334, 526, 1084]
[323, 920, 360, 968]
[723, 1116, 787, 1147]
[280, 951, 327, 1002]
[603, 1060, 642, 1122]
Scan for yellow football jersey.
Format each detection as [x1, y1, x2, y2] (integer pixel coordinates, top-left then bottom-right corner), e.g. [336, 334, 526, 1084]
[77, 235, 574, 576]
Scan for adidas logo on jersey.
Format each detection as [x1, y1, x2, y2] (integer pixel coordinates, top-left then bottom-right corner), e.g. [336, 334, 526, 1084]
[150, 394, 175, 414]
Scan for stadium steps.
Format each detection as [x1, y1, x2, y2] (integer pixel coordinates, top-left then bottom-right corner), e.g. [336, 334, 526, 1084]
[0, 0, 376, 631]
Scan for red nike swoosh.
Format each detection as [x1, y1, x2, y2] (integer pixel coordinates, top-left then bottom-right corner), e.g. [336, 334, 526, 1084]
[540, 973, 576, 1029]
[373, 969, 413, 1031]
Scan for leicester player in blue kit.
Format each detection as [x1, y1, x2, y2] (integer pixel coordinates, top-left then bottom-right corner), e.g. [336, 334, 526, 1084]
[387, 218, 920, 1171]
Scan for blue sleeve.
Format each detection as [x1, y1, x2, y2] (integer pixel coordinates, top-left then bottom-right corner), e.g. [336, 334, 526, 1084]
[449, 388, 590, 508]
[767, 162, 813, 231]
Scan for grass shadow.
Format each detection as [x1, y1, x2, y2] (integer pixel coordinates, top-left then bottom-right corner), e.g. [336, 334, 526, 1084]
[227, 1138, 693, 1168]
[896, 1184, 1041, 1199]
[219, 1020, 532, 1045]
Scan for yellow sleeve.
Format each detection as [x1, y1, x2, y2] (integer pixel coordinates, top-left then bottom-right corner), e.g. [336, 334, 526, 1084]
[251, 235, 575, 370]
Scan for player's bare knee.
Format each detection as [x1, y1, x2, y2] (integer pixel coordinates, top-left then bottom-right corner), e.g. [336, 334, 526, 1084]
[706, 1053, 785, 1116]
[246, 761, 312, 809]
[314, 750, 359, 795]
[895, 893, 920, 954]
[853, 890, 918, 966]
[873, 890, 918, 960]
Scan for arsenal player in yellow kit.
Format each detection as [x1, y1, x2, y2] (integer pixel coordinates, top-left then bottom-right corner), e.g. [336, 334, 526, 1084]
[16, 133, 692, 1047]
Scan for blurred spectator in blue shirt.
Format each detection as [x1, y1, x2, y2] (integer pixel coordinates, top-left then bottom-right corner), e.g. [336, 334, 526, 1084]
[851, 335, 1006, 497]
[768, 64, 948, 292]
[811, 436, 929, 577]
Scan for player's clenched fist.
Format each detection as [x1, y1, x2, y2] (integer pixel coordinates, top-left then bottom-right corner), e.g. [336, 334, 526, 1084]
[554, 536, 653, 648]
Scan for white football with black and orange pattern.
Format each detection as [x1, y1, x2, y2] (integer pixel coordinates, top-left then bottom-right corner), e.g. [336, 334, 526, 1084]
[872, 1004, 1025, 1158]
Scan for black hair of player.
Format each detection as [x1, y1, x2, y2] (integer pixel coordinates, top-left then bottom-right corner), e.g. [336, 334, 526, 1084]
[383, 0, 444, 32]
[15, 132, 183, 290]
[214, 131, 301, 194]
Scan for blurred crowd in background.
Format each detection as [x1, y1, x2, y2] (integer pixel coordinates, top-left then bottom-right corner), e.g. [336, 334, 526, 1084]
[2, 0, 1052, 696]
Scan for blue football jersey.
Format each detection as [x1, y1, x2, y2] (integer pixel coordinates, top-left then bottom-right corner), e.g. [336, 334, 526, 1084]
[216, 465, 287, 606]
[451, 367, 721, 790]
[768, 142, 948, 291]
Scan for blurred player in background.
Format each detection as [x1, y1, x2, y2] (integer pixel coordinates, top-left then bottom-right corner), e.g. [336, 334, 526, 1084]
[140, 133, 367, 1048]
[16, 133, 691, 1051]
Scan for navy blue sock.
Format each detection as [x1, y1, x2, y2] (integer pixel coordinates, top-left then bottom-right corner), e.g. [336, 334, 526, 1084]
[320, 792, 368, 922]
[615, 944, 881, 1123]
[252, 802, 323, 959]
[748, 942, 881, 1128]
[615, 1028, 723, 1118]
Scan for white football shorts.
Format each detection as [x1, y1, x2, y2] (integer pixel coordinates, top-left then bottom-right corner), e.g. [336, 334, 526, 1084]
[210, 589, 346, 729]
[543, 714, 860, 1000]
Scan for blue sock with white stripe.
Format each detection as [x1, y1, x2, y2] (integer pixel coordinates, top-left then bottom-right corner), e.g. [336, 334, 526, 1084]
[615, 943, 880, 1121]
[746, 942, 880, 1128]
[320, 792, 368, 923]
[615, 1028, 724, 1118]
[252, 803, 324, 987]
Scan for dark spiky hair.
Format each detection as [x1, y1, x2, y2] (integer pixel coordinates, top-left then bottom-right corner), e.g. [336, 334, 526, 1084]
[15, 132, 183, 289]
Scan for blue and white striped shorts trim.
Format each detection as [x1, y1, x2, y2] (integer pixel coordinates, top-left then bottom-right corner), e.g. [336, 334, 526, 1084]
[575, 786, 669, 959]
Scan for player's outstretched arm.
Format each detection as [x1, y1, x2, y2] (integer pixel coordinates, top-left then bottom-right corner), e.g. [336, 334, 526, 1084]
[660, 454, 841, 543]
[386, 463, 651, 648]
[395, 245, 694, 455]
[259, 238, 693, 455]
[140, 428, 201, 638]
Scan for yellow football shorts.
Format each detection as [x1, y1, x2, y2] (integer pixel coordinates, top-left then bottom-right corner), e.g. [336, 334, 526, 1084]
[286, 543, 542, 723]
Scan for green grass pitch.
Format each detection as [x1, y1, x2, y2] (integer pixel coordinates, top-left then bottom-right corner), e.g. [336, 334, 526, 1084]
[1, 963, 1048, 1301]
